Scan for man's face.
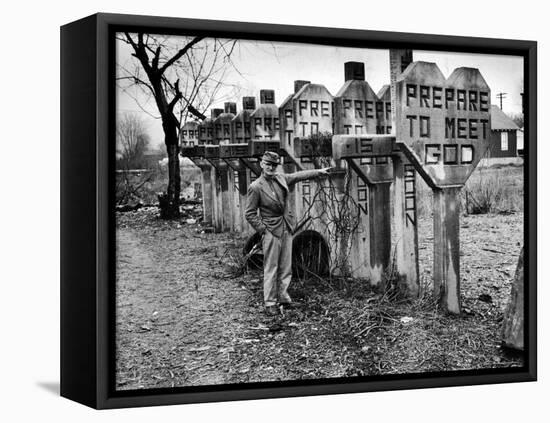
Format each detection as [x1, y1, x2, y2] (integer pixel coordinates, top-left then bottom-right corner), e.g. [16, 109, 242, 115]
[260, 160, 278, 177]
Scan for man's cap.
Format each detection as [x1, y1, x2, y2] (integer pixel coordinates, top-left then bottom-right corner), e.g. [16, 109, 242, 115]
[261, 151, 280, 165]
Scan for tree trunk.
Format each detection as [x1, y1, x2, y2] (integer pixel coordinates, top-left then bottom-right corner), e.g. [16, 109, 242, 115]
[164, 143, 181, 219]
[160, 116, 181, 219]
[501, 247, 524, 351]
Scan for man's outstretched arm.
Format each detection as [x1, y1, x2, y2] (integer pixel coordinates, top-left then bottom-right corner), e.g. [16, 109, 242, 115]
[284, 168, 331, 186]
[245, 185, 267, 234]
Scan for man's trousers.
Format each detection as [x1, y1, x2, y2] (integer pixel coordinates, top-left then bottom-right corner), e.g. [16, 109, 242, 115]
[262, 225, 293, 306]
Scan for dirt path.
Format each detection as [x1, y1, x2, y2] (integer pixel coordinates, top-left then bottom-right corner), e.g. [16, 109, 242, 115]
[116, 215, 364, 389]
[116, 209, 524, 390]
[116, 221, 255, 389]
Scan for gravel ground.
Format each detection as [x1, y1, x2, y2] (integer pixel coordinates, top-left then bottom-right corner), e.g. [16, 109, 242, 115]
[115, 207, 524, 390]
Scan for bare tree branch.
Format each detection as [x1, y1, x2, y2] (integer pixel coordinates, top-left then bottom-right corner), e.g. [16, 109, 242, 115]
[116, 31, 246, 218]
[167, 79, 183, 111]
[158, 36, 205, 75]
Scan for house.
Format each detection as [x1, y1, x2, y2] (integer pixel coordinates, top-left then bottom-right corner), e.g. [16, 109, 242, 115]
[487, 105, 520, 158]
[517, 128, 524, 157]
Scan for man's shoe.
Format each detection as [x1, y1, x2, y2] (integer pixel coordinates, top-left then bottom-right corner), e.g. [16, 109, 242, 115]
[265, 305, 279, 316]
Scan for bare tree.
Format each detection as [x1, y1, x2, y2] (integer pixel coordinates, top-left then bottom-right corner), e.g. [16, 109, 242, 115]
[116, 112, 149, 170]
[115, 113, 154, 205]
[116, 32, 242, 218]
[509, 112, 524, 128]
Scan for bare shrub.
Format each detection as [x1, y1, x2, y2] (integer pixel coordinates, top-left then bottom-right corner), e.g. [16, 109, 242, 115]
[463, 166, 523, 214]
[464, 174, 503, 214]
[412, 165, 523, 217]
[116, 161, 202, 207]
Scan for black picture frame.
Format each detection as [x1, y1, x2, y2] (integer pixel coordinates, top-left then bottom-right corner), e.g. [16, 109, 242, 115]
[60, 12, 537, 409]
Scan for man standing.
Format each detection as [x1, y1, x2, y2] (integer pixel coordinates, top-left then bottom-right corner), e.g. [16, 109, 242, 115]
[245, 151, 330, 315]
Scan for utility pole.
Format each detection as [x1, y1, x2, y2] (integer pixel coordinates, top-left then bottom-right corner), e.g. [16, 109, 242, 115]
[496, 92, 507, 110]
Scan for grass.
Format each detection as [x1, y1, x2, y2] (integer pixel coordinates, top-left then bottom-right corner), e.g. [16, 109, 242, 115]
[415, 164, 524, 218]
[463, 165, 524, 214]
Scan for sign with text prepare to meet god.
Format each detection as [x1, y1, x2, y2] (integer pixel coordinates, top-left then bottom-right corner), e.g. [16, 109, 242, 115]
[395, 62, 491, 188]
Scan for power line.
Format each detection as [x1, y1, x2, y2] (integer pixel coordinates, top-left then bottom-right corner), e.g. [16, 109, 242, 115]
[496, 92, 507, 110]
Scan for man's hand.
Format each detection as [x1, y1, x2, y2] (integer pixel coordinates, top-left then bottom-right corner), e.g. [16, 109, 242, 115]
[318, 167, 333, 176]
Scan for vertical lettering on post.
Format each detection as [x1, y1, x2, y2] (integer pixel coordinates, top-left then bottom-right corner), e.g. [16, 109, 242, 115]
[357, 175, 368, 215]
[404, 164, 416, 227]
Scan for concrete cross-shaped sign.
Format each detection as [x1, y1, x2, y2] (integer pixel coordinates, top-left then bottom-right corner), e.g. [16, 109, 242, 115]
[395, 62, 491, 188]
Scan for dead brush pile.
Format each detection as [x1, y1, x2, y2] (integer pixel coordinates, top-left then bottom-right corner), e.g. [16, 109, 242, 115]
[195, 228, 524, 379]
[280, 269, 524, 376]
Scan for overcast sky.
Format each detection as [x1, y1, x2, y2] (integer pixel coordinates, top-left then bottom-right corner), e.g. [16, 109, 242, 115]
[117, 36, 523, 149]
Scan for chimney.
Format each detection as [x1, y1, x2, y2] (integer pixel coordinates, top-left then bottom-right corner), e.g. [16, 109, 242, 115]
[260, 89, 275, 105]
[344, 62, 365, 81]
[242, 96, 256, 111]
[224, 102, 237, 115]
[211, 108, 224, 119]
[294, 80, 310, 93]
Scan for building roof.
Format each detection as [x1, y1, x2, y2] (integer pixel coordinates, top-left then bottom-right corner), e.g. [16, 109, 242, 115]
[491, 105, 520, 131]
